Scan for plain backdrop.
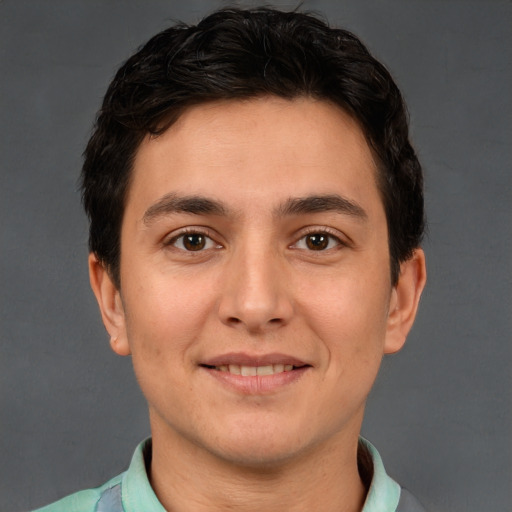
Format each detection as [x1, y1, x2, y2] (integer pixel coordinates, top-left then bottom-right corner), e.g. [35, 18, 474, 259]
[1, 1, 510, 511]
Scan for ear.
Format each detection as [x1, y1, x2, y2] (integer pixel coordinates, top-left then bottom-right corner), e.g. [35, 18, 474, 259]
[88, 253, 131, 356]
[384, 249, 427, 354]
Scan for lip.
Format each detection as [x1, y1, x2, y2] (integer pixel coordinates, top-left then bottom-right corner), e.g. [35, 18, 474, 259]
[199, 352, 311, 395]
[200, 352, 309, 367]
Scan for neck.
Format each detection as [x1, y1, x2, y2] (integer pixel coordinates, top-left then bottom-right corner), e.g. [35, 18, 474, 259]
[148, 419, 367, 512]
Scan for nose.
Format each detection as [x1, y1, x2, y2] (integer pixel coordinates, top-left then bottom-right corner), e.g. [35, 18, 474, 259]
[217, 244, 294, 333]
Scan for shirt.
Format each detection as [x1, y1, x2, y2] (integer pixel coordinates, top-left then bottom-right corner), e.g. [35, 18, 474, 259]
[33, 438, 424, 512]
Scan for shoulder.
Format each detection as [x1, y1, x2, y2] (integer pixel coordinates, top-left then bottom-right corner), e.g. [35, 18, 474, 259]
[396, 487, 427, 512]
[31, 473, 124, 512]
[359, 438, 427, 512]
[31, 439, 152, 512]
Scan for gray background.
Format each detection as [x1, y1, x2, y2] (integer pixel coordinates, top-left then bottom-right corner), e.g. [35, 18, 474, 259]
[1, 1, 510, 511]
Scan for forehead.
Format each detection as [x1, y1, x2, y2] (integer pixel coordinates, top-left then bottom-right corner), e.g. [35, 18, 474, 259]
[127, 96, 382, 218]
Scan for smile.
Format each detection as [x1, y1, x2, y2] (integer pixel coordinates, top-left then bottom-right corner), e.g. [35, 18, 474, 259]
[199, 354, 311, 394]
[208, 364, 297, 376]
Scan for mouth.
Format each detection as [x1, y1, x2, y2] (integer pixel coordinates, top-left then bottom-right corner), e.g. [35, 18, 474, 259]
[199, 353, 311, 393]
[200, 363, 306, 376]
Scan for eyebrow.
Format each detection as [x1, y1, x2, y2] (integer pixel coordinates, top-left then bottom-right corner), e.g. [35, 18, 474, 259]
[142, 193, 228, 225]
[276, 194, 367, 220]
[142, 192, 367, 226]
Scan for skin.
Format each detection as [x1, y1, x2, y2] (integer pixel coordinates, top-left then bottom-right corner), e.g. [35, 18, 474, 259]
[90, 96, 426, 512]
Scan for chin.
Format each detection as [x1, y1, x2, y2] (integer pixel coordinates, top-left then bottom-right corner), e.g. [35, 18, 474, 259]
[213, 443, 303, 469]
[204, 421, 318, 469]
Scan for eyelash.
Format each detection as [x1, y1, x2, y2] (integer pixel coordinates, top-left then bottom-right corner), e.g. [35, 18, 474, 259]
[164, 228, 221, 252]
[165, 227, 346, 254]
[292, 228, 346, 252]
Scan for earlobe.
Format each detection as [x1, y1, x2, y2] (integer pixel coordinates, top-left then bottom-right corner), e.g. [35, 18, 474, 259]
[384, 249, 427, 354]
[109, 335, 131, 357]
[88, 254, 131, 356]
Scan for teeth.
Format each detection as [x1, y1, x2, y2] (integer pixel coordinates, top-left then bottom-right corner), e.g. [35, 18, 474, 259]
[256, 365, 273, 376]
[228, 364, 241, 375]
[241, 366, 257, 376]
[214, 364, 297, 375]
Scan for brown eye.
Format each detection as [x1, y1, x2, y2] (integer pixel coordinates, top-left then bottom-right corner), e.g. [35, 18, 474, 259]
[182, 233, 206, 251]
[305, 233, 330, 250]
[293, 231, 342, 252]
[168, 231, 220, 253]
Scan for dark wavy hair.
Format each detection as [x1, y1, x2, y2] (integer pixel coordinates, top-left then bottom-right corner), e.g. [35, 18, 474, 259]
[82, 7, 424, 288]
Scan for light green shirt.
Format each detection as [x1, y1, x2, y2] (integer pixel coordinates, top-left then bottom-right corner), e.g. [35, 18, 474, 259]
[33, 438, 404, 512]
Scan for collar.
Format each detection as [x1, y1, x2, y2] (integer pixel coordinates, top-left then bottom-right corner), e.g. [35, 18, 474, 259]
[359, 437, 401, 511]
[120, 437, 400, 512]
[121, 439, 164, 512]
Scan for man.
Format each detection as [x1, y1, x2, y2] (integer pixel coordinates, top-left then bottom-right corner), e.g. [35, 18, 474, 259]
[35, 7, 427, 512]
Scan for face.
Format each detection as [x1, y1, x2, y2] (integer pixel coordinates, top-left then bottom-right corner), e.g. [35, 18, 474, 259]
[91, 96, 425, 467]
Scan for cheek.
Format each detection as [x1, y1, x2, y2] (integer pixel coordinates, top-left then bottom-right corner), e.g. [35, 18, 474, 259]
[121, 272, 216, 364]
[121, 278, 210, 411]
[297, 269, 391, 358]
